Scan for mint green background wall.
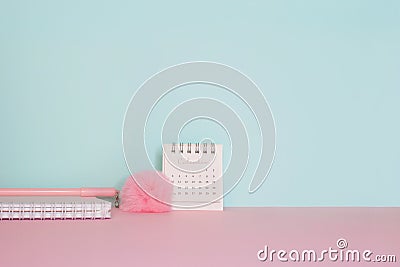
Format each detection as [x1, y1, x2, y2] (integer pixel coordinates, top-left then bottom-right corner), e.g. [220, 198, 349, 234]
[1, 1, 399, 206]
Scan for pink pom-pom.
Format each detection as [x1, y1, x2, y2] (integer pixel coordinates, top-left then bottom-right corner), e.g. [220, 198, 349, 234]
[120, 171, 172, 213]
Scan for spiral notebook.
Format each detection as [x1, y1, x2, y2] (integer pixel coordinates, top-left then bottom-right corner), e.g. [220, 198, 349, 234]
[0, 196, 112, 220]
[162, 143, 223, 210]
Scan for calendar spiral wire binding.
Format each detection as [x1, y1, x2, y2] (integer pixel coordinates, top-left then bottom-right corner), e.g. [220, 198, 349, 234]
[171, 142, 216, 154]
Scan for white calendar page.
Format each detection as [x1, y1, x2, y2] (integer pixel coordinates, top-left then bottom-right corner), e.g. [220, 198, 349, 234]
[162, 143, 223, 210]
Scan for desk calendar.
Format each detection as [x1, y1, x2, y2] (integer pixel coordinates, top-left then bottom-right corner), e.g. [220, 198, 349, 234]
[162, 143, 223, 210]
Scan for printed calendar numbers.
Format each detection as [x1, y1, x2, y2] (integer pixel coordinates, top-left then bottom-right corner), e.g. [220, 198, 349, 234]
[162, 143, 223, 210]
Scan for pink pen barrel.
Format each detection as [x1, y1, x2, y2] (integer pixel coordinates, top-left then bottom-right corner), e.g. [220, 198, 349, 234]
[80, 187, 117, 197]
[0, 188, 117, 197]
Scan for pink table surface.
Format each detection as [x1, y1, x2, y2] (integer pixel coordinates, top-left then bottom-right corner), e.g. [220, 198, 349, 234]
[0, 207, 399, 267]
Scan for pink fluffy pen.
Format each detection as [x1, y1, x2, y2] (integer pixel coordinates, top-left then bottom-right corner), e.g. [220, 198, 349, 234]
[0, 187, 118, 197]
